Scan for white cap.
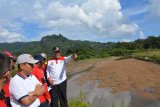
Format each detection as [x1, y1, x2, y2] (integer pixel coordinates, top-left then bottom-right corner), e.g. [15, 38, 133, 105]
[40, 53, 47, 58]
[53, 47, 61, 52]
[16, 54, 39, 64]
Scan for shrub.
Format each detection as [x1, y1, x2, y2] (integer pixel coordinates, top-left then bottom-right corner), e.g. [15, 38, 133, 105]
[108, 49, 134, 56]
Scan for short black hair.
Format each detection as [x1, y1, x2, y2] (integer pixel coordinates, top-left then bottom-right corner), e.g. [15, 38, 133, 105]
[0, 53, 11, 78]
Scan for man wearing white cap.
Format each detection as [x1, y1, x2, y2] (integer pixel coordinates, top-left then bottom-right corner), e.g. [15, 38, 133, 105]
[46, 47, 77, 107]
[9, 54, 46, 107]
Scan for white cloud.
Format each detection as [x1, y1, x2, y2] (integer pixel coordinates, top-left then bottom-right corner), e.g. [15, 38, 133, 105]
[0, 0, 141, 42]
[148, 0, 160, 18]
[0, 26, 22, 43]
[38, 0, 139, 39]
[105, 23, 139, 38]
[139, 31, 145, 39]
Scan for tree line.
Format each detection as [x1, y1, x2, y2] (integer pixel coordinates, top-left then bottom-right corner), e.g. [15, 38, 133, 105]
[0, 34, 160, 60]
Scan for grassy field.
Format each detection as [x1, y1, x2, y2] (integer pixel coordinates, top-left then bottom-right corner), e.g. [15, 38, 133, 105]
[132, 49, 160, 63]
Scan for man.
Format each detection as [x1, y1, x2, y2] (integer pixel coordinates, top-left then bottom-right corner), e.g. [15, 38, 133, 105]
[46, 47, 77, 107]
[40, 53, 53, 106]
[32, 54, 51, 107]
[3, 51, 16, 107]
[9, 54, 46, 107]
[0, 53, 11, 107]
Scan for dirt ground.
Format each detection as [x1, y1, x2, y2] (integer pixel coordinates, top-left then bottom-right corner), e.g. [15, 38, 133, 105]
[67, 57, 160, 99]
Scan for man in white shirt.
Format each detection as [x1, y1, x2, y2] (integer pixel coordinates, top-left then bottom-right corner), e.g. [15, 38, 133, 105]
[46, 47, 77, 107]
[9, 54, 46, 107]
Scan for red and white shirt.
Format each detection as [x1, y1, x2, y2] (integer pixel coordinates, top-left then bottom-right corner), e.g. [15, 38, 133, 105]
[46, 56, 73, 85]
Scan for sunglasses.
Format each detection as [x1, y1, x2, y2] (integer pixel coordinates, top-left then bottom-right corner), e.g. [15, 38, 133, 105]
[24, 63, 34, 68]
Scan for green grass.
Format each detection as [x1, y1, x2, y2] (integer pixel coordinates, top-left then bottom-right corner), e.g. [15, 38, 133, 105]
[68, 90, 90, 107]
[68, 99, 90, 107]
[132, 49, 160, 63]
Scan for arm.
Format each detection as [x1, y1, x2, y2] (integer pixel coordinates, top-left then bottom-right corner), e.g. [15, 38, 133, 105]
[43, 83, 51, 103]
[46, 62, 54, 86]
[33, 84, 46, 96]
[64, 56, 73, 64]
[19, 93, 37, 106]
[20, 84, 46, 106]
[38, 69, 51, 103]
[64, 53, 77, 64]
[47, 77, 54, 86]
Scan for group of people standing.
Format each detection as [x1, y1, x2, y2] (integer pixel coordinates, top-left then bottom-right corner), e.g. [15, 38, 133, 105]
[0, 47, 77, 107]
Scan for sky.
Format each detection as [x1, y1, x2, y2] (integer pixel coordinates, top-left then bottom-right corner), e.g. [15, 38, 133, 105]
[0, 0, 160, 43]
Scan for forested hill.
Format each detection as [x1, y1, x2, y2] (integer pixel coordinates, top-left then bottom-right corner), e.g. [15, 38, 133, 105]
[0, 34, 160, 60]
[0, 34, 112, 56]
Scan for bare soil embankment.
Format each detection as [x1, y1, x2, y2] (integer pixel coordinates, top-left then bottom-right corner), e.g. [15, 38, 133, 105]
[67, 57, 160, 99]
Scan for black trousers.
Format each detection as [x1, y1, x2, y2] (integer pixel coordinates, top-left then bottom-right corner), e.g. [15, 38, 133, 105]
[50, 80, 68, 107]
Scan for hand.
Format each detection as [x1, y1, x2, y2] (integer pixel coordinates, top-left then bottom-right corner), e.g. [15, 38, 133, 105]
[34, 84, 41, 91]
[48, 78, 54, 86]
[28, 92, 34, 97]
[71, 53, 77, 59]
[34, 84, 45, 96]
[47, 98, 51, 104]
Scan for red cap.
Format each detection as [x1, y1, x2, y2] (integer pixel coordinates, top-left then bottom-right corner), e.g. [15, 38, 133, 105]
[4, 51, 16, 58]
